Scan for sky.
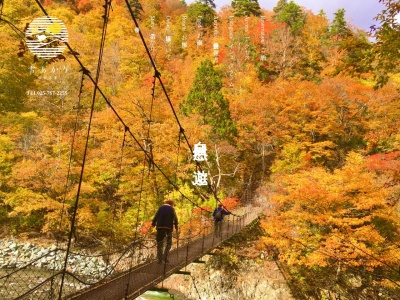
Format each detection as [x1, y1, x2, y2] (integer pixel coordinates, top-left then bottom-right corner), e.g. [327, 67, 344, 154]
[186, 0, 386, 32]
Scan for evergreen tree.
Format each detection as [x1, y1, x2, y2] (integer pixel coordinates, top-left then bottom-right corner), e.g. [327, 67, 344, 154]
[371, 0, 400, 88]
[231, 0, 262, 17]
[336, 31, 373, 77]
[128, 0, 144, 20]
[273, 0, 287, 14]
[180, 60, 237, 141]
[197, 0, 216, 9]
[318, 9, 326, 18]
[330, 8, 350, 39]
[187, 2, 216, 28]
[273, 0, 305, 35]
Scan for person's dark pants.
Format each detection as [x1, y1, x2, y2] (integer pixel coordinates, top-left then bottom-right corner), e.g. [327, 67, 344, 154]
[156, 228, 172, 263]
[214, 220, 222, 237]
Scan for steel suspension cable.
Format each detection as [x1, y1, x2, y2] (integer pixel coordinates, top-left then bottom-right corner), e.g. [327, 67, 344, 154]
[123, 2, 194, 158]
[175, 129, 183, 185]
[56, 0, 112, 298]
[57, 72, 86, 241]
[50, 71, 86, 295]
[205, 260, 216, 300]
[189, 273, 203, 300]
[24, 3, 259, 299]
[0, 15, 25, 39]
[276, 232, 400, 288]
[125, 74, 158, 299]
[107, 126, 128, 266]
[141, 73, 157, 228]
[123, 0, 221, 202]
[33, 0, 212, 225]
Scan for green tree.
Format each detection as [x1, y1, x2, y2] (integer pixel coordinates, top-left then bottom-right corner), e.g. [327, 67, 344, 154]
[330, 8, 351, 40]
[231, 0, 262, 17]
[371, 0, 400, 88]
[273, 0, 287, 14]
[273, 0, 305, 35]
[128, 0, 144, 20]
[180, 59, 237, 142]
[336, 31, 373, 77]
[327, 9, 373, 78]
[198, 0, 216, 9]
[187, 2, 216, 28]
[298, 11, 329, 81]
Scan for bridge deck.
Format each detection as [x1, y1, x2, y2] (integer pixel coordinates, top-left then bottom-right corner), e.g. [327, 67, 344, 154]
[67, 213, 256, 300]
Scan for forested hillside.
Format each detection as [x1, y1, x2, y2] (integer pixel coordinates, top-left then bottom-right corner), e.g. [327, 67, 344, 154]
[0, 0, 399, 298]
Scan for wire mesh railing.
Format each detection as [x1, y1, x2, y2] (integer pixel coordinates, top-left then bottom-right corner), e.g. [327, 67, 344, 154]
[0, 206, 261, 300]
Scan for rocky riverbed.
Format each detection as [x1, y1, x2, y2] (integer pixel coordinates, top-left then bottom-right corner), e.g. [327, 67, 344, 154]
[160, 254, 294, 300]
[0, 238, 293, 300]
[0, 239, 111, 278]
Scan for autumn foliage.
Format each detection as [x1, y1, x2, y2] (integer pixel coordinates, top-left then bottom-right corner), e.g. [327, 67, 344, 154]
[261, 153, 400, 296]
[0, 0, 400, 296]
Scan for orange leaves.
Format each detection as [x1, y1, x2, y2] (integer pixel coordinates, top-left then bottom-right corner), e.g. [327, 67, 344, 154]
[251, 19, 281, 39]
[368, 151, 400, 172]
[192, 205, 212, 215]
[221, 197, 240, 210]
[67, 0, 101, 12]
[236, 77, 382, 171]
[139, 221, 152, 235]
[262, 152, 399, 272]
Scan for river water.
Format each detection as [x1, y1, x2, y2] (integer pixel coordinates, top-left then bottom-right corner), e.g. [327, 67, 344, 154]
[1, 268, 189, 300]
[136, 290, 189, 300]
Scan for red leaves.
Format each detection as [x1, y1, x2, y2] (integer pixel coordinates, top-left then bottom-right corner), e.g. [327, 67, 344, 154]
[367, 151, 400, 171]
[221, 197, 240, 210]
[192, 206, 212, 215]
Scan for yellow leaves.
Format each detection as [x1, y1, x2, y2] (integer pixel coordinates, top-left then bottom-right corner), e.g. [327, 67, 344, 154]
[332, 215, 371, 229]
[0, 134, 14, 163]
[304, 249, 329, 268]
[307, 140, 336, 163]
[66, 182, 96, 201]
[379, 279, 400, 290]
[263, 152, 399, 272]
[285, 249, 306, 266]
[270, 142, 307, 173]
[236, 77, 381, 171]
[20, 111, 39, 120]
[380, 246, 400, 270]
[5, 187, 63, 216]
[322, 235, 342, 251]
[76, 204, 98, 232]
[344, 151, 364, 166]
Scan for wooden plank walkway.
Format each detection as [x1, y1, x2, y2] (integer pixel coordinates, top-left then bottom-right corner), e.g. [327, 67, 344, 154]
[67, 212, 258, 300]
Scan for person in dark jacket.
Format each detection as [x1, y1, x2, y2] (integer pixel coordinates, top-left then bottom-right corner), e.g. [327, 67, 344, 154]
[212, 204, 230, 237]
[152, 200, 178, 264]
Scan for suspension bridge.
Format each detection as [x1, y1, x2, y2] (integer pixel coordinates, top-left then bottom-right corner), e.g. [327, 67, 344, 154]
[0, 0, 268, 299]
[68, 213, 258, 300]
[0, 207, 262, 300]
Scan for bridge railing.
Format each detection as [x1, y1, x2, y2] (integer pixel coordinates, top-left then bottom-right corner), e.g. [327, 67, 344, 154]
[0, 206, 262, 300]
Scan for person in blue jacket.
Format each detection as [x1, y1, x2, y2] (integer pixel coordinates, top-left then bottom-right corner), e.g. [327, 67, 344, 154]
[212, 204, 230, 237]
[152, 200, 179, 264]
